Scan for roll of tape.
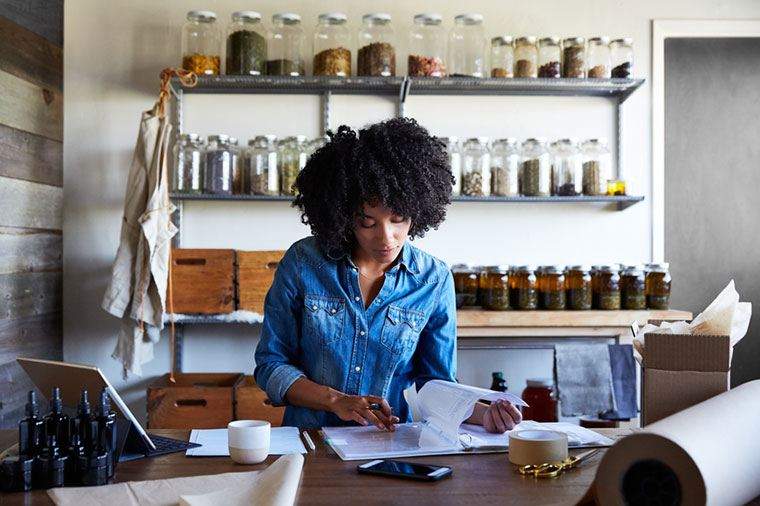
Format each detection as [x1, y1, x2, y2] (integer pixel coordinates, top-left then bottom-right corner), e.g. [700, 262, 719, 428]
[508, 430, 568, 465]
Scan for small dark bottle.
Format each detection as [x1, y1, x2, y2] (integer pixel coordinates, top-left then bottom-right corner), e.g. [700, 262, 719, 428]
[79, 450, 109, 486]
[33, 434, 67, 489]
[490, 371, 508, 392]
[65, 432, 86, 486]
[97, 388, 117, 478]
[45, 387, 70, 449]
[19, 391, 45, 456]
[77, 389, 100, 452]
[0, 455, 34, 492]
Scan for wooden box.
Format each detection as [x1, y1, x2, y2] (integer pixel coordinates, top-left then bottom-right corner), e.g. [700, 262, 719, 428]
[234, 375, 285, 426]
[169, 249, 235, 314]
[236, 250, 285, 314]
[147, 373, 243, 429]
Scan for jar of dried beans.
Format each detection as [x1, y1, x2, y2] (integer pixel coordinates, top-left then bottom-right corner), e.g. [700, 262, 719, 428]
[408, 13, 447, 77]
[514, 36, 538, 78]
[550, 138, 581, 196]
[489, 138, 519, 196]
[245, 135, 279, 196]
[581, 138, 612, 196]
[448, 13, 486, 78]
[313, 13, 352, 77]
[520, 138, 550, 196]
[440, 136, 462, 195]
[537, 37, 561, 78]
[357, 13, 396, 77]
[490, 36, 514, 78]
[587, 37, 611, 78]
[562, 37, 586, 78]
[173, 133, 204, 194]
[610, 38, 634, 78]
[182, 10, 222, 75]
[267, 13, 306, 76]
[461, 137, 490, 196]
[226, 11, 267, 76]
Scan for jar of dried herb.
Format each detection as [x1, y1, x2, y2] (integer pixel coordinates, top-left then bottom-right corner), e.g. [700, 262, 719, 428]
[267, 13, 306, 76]
[514, 36, 538, 78]
[204, 134, 236, 195]
[561, 37, 585, 78]
[245, 135, 279, 196]
[610, 38, 634, 78]
[509, 265, 538, 310]
[440, 137, 462, 195]
[550, 138, 581, 196]
[587, 37, 611, 78]
[489, 138, 519, 196]
[593, 265, 621, 310]
[645, 263, 671, 310]
[452, 264, 479, 309]
[313, 13, 352, 77]
[537, 37, 561, 78]
[538, 266, 566, 310]
[490, 36, 514, 78]
[461, 137, 490, 196]
[173, 133, 204, 194]
[182, 11, 222, 75]
[225, 11, 267, 76]
[448, 13, 486, 78]
[483, 265, 511, 311]
[565, 265, 592, 310]
[581, 139, 612, 196]
[620, 265, 646, 310]
[520, 138, 551, 196]
[357, 13, 396, 77]
[408, 13, 447, 77]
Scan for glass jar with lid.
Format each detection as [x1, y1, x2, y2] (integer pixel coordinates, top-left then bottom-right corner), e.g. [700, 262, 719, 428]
[490, 36, 514, 78]
[610, 38, 634, 78]
[581, 139, 612, 196]
[593, 265, 621, 310]
[226, 11, 267, 75]
[461, 137, 490, 196]
[537, 37, 561, 78]
[514, 36, 537, 78]
[565, 265, 592, 310]
[408, 13, 447, 77]
[521, 378, 558, 422]
[357, 13, 395, 77]
[482, 265, 510, 310]
[587, 37, 611, 78]
[550, 139, 582, 196]
[489, 138, 520, 196]
[278, 137, 300, 196]
[228, 137, 243, 193]
[245, 135, 278, 195]
[620, 265, 646, 310]
[520, 138, 551, 196]
[182, 10, 222, 75]
[538, 265, 566, 310]
[267, 13, 306, 76]
[509, 265, 538, 310]
[645, 263, 671, 309]
[204, 134, 235, 194]
[313, 13, 351, 77]
[561, 37, 585, 78]
[448, 14, 486, 78]
[440, 137, 462, 195]
[452, 264, 479, 308]
[173, 133, 204, 194]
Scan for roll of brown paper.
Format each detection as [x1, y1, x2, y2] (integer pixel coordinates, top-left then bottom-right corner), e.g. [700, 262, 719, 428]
[594, 379, 760, 505]
[508, 430, 568, 465]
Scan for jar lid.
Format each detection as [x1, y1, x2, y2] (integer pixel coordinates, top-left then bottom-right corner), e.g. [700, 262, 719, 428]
[588, 36, 611, 45]
[485, 265, 510, 273]
[249, 136, 268, 147]
[523, 137, 546, 145]
[513, 264, 537, 272]
[319, 12, 348, 24]
[515, 36, 537, 45]
[598, 264, 619, 272]
[539, 265, 564, 273]
[439, 136, 459, 145]
[539, 36, 560, 45]
[295, 135, 308, 143]
[491, 35, 513, 46]
[451, 263, 474, 272]
[187, 10, 217, 23]
[465, 137, 484, 145]
[562, 36, 585, 45]
[232, 11, 261, 22]
[207, 134, 230, 143]
[179, 133, 200, 142]
[583, 138, 608, 147]
[611, 37, 633, 45]
[455, 13, 484, 25]
[526, 378, 553, 388]
[622, 265, 645, 274]
[414, 13, 443, 25]
[567, 264, 591, 272]
[265, 134, 278, 143]
[645, 263, 670, 272]
[273, 13, 301, 24]
[363, 13, 391, 24]
[228, 137, 239, 145]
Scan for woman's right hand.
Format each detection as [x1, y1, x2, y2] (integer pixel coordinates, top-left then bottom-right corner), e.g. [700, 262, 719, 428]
[330, 394, 398, 431]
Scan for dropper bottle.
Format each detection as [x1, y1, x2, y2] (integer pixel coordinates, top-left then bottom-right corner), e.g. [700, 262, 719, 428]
[97, 388, 117, 478]
[18, 391, 44, 456]
[45, 387, 70, 448]
[76, 389, 100, 452]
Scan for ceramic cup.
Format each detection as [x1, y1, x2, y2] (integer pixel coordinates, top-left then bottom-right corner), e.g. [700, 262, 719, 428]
[228, 420, 271, 464]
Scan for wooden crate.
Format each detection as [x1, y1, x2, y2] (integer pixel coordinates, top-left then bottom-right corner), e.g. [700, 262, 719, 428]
[234, 375, 285, 426]
[236, 250, 285, 314]
[169, 249, 235, 314]
[147, 373, 243, 429]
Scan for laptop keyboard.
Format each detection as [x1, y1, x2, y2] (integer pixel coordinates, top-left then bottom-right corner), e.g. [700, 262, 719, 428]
[144, 433, 200, 456]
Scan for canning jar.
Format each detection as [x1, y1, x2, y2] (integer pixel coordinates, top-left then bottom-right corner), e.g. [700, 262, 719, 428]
[245, 135, 278, 195]
[357, 13, 395, 77]
[440, 136, 462, 195]
[278, 137, 300, 196]
[182, 11, 222, 75]
[565, 265, 592, 310]
[509, 265, 538, 310]
[593, 265, 621, 310]
[645, 263, 671, 309]
[610, 38, 634, 78]
[204, 134, 236, 194]
[561, 37, 585, 78]
[587, 37, 611, 78]
[173, 133, 204, 194]
[620, 265, 646, 310]
[226, 11, 266, 75]
[267, 13, 305, 76]
[490, 36, 514, 78]
[475, 266, 488, 307]
[229, 137, 244, 193]
[520, 138, 551, 196]
[482, 265, 510, 310]
[550, 139, 581, 196]
[448, 14, 486, 77]
[537, 37, 561, 78]
[489, 138, 519, 196]
[514, 36, 537, 78]
[538, 265, 566, 310]
[408, 13, 447, 76]
[521, 378, 558, 422]
[313, 13, 351, 77]
[461, 137, 490, 196]
[581, 139, 612, 196]
[452, 264, 479, 308]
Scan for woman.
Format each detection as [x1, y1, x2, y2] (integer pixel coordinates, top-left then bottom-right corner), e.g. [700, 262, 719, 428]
[254, 118, 521, 433]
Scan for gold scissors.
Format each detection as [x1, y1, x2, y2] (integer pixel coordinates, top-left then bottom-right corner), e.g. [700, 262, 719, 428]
[517, 449, 600, 478]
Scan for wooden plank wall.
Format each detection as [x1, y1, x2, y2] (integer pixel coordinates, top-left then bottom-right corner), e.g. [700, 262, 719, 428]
[0, 10, 63, 427]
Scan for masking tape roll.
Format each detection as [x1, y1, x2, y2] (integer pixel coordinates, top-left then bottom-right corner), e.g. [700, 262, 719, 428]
[508, 430, 568, 465]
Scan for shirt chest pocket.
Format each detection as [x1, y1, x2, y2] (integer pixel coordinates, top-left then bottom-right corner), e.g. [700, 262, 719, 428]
[381, 305, 425, 355]
[304, 295, 346, 346]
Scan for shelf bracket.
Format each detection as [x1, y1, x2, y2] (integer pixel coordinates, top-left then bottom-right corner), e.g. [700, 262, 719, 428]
[397, 77, 411, 117]
[321, 90, 331, 135]
[172, 323, 185, 373]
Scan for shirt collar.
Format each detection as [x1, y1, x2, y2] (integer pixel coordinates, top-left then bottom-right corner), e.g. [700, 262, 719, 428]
[344, 242, 419, 275]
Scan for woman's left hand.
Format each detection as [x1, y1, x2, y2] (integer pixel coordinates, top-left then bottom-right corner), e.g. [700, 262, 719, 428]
[483, 399, 522, 434]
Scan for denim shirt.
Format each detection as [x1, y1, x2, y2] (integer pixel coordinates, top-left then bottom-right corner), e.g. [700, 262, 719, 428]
[254, 236, 457, 428]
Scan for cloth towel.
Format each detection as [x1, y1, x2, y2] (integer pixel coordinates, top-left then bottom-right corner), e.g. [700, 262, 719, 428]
[599, 344, 637, 420]
[555, 344, 615, 416]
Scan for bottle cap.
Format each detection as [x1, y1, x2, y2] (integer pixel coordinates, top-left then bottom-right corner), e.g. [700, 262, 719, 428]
[50, 387, 63, 414]
[25, 391, 39, 417]
[99, 388, 112, 416]
[78, 389, 91, 415]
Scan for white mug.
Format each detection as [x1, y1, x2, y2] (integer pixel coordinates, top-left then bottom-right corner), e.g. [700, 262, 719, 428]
[228, 420, 271, 464]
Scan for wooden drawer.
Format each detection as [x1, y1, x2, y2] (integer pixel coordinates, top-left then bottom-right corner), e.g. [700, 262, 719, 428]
[234, 375, 284, 426]
[236, 250, 284, 314]
[169, 249, 235, 314]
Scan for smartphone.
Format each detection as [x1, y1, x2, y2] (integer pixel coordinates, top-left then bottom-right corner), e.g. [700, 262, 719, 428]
[357, 459, 452, 481]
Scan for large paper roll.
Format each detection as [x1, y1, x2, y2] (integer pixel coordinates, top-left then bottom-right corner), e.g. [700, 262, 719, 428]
[594, 379, 760, 505]
[508, 430, 568, 465]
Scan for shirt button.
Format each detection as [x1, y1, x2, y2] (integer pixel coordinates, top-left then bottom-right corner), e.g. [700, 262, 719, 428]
[331, 308, 337, 314]
[355, 366, 361, 372]
[360, 331, 365, 336]
[354, 296, 361, 302]
[312, 305, 318, 311]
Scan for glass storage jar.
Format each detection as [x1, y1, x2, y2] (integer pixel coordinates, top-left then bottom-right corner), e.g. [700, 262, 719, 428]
[520, 138, 551, 196]
[565, 265, 592, 310]
[245, 135, 278, 195]
[278, 137, 300, 196]
[440, 136, 462, 196]
[490, 36, 514, 78]
[475, 265, 488, 307]
[550, 139, 582, 196]
[461, 137, 490, 196]
[226, 11, 266, 75]
[267, 13, 306, 76]
[514, 36, 538, 78]
[408, 13, 447, 76]
[313, 13, 351, 77]
[538, 265, 566, 310]
[645, 263, 671, 309]
[509, 265, 538, 310]
[357, 13, 395, 76]
[228, 137, 243, 193]
[521, 378, 558, 422]
[581, 138, 612, 196]
[182, 10, 222, 75]
[610, 37, 634, 78]
[452, 264, 479, 308]
[587, 37, 611, 78]
[620, 265, 646, 310]
[489, 138, 519, 196]
[482, 265, 510, 310]
[173, 133, 204, 194]
[204, 134, 236, 195]
[562, 37, 586, 78]
[593, 265, 621, 310]
[537, 37, 561, 78]
[448, 13, 486, 77]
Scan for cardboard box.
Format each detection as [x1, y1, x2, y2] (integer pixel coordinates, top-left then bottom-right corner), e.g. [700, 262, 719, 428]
[642, 333, 730, 426]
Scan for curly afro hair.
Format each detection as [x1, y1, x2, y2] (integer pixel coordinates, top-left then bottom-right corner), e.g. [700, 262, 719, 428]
[293, 117, 454, 256]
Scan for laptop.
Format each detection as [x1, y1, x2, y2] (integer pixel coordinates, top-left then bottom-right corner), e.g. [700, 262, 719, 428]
[17, 357, 200, 462]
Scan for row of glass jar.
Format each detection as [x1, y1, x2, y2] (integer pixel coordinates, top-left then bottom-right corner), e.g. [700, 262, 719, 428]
[453, 264, 671, 311]
[172, 133, 328, 196]
[444, 137, 623, 197]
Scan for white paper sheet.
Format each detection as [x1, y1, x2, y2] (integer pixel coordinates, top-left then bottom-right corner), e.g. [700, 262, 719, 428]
[186, 427, 307, 457]
[460, 421, 614, 448]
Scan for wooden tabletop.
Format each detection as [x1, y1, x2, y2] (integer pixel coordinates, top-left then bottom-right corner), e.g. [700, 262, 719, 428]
[456, 309, 692, 328]
[0, 428, 630, 505]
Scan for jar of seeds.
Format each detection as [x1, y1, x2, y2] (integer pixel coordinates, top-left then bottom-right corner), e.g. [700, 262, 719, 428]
[489, 138, 519, 196]
[538, 265, 566, 310]
[565, 265, 592, 310]
[408, 13, 447, 76]
[610, 38, 634, 78]
[645, 263, 671, 309]
[620, 265, 646, 310]
[520, 138, 551, 196]
[225, 11, 267, 76]
[581, 139, 612, 196]
[587, 37, 611, 78]
[593, 265, 621, 310]
[561, 37, 585, 78]
[550, 138, 581, 196]
[514, 36, 538, 78]
[357, 13, 396, 77]
[278, 136, 301, 196]
[461, 137, 490, 196]
[452, 263, 479, 308]
[490, 36, 514, 77]
[204, 134, 236, 195]
[173, 133, 204, 194]
[313, 13, 352, 76]
[245, 135, 278, 195]
[537, 37, 561, 78]
[509, 265, 538, 310]
[182, 11, 222, 75]
[267, 13, 306, 76]
[483, 265, 511, 310]
[440, 136, 462, 195]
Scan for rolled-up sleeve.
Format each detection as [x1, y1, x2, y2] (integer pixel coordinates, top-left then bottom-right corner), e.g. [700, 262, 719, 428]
[413, 269, 457, 390]
[254, 247, 305, 405]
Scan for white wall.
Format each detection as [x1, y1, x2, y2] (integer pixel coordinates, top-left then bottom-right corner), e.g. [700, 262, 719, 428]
[63, 0, 760, 421]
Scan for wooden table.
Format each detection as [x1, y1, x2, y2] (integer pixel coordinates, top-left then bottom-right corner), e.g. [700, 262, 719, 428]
[0, 428, 629, 505]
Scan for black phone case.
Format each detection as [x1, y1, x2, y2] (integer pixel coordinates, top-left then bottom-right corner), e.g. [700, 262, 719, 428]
[357, 462, 452, 482]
